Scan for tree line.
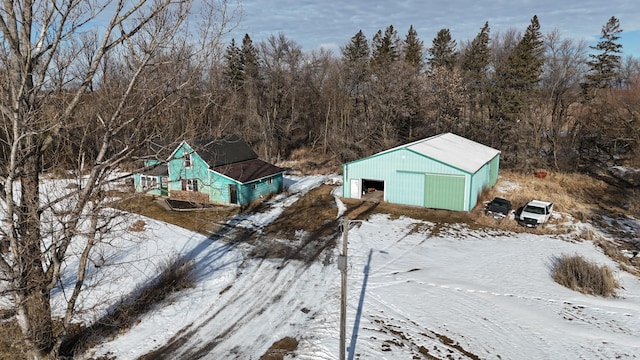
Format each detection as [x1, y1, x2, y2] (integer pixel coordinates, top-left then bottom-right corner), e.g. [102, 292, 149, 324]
[217, 16, 638, 172]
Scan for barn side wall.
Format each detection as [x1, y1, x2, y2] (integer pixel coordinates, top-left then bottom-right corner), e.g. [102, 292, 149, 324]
[467, 154, 501, 211]
[343, 149, 469, 209]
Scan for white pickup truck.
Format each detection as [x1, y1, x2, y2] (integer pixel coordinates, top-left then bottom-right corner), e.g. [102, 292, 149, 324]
[518, 200, 553, 228]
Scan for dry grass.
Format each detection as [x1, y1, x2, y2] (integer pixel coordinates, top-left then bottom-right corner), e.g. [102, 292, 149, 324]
[0, 320, 27, 360]
[104, 258, 196, 328]
[595, 239, 640, 277]
[484, 170, 612, 217]
[115, 194, 239, 235]
[59, 259, 196, 358]
[263, 184, 339, 238]
[278, 148, 341, 175]
[128, 219, 146, 232]
[470, 170, 628, 234]
[551, 254, 619, 297]
[259, 337, 299, 360]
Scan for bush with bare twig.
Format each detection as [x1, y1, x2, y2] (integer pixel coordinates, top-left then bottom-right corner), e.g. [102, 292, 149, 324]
[551, 254, 619, 297]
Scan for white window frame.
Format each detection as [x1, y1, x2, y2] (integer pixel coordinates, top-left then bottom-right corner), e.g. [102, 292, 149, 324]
[142, 175, 157, 190]
[185, 179, 197, 192]
[184, 153, 192, 168]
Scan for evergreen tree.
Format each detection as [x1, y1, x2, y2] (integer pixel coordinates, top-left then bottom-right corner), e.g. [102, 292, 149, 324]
[403, 25, 424, 70]
[342, 30, 370, 66]
[461, 22, 491, 134]
[400, 26, 425, 140]
[492, 15, 544, 121]
[340, 30, 373, 152]
[241, 34, 260, 81]
[516, 15, 545, 87]
[428, 28, 458, 70]
[341, 30, 370, 97]
[462, 22, 490, 75]
[223, 38, 244, 90]
[583, 16, 623, 95]
[371, 25, 400, 69]
[489, 16, 545, 166]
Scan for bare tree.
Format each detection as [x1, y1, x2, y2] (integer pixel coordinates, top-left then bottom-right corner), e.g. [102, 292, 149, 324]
[0, 0, 236, 358]
[423, 66, 467, 135]
[541, 31, 587, 169]
[258, 33, 304, 161]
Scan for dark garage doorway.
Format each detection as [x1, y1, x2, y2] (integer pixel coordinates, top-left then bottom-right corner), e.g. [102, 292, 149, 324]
[361, 179, 384, 201]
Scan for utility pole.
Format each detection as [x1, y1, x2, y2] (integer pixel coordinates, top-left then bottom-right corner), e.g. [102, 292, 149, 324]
[339, 216, 349, 360]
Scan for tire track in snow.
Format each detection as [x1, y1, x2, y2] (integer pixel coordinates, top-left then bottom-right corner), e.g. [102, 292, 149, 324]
[146, 230, 335, 359]
[364, 273, 640, 359]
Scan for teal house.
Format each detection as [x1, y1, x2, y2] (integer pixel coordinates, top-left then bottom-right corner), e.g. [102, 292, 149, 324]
[134, 135, 284, 206]
[342, 133, 500, 211]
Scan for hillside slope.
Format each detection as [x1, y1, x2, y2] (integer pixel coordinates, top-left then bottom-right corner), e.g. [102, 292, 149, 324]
[80, 172, 640, 359]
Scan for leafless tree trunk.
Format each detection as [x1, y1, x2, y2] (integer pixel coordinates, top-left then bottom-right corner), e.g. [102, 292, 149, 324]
[541, 31, 587, 170]
[0, 1, 235, 358]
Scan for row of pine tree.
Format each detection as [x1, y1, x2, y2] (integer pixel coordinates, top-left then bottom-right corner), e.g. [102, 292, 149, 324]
[218, 16, 636, 172]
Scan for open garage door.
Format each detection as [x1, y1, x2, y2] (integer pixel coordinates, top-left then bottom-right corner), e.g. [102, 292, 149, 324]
[361, 179, 384, 201]
[424, 174, 465, 211]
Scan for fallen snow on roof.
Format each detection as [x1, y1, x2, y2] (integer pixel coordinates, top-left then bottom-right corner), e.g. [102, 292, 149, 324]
[407, 132, 500, 173]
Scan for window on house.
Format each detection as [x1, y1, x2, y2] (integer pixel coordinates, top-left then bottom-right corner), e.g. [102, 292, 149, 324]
[181, 179, 198, 192]
[184, 153, 191, 168]
[267, 177, 273, 185]
[142, 176, 157, 189]
[251, 183, 257, 190]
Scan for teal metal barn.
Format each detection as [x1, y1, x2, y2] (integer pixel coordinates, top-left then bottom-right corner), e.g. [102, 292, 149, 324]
[342, 133, 500, 211]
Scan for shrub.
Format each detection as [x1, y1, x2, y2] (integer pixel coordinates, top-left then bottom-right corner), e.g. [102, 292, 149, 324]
[551, 254, 619, 297]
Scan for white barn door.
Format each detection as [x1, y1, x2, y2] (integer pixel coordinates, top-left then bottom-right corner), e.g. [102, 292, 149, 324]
[350, 179, 361, 199]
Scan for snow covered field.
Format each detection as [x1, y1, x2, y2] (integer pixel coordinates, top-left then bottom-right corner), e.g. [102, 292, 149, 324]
[74, 174, 640, 359]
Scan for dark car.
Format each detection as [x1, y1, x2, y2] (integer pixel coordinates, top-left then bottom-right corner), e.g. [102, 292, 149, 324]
[484, 197, 512, 219]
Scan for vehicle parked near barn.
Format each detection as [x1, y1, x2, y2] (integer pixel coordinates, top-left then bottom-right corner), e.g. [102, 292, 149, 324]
[484, 197, 512, 220]
[518, 200, 554, 228]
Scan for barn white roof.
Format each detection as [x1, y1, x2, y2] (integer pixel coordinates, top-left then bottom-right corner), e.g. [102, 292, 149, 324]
[389, 133, 500, 174]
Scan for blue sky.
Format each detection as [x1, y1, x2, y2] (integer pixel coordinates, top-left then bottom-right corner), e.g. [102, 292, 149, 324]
[228, 0, 640, 58]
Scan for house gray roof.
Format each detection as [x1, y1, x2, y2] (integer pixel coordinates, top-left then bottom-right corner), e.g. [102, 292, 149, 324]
[188, 135, 258, 167]
[375, 132, 500, 174]
[214, 158, 284, 183]
[141, 163, 169, 176]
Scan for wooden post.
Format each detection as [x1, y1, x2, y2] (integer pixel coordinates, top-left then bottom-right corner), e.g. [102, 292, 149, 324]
[339, 216, 348, 360]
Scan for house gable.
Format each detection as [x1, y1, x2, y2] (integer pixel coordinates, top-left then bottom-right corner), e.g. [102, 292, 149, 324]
[166, 142, 212, 203]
